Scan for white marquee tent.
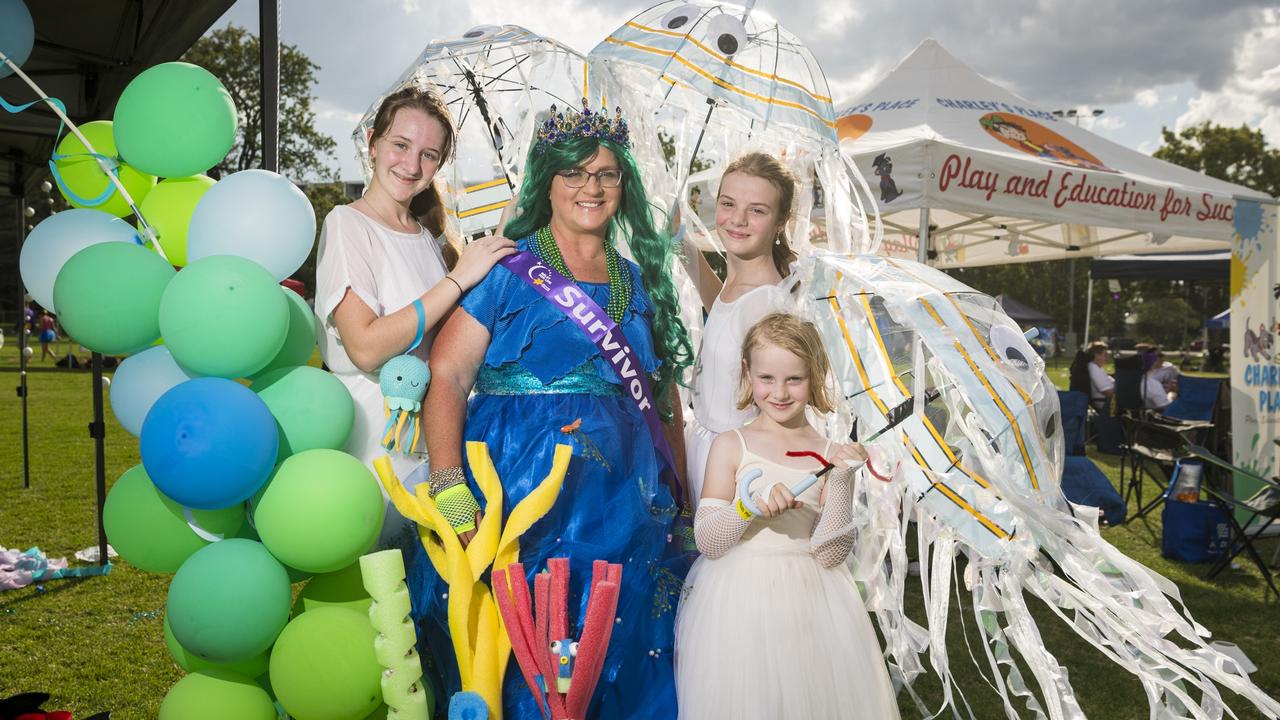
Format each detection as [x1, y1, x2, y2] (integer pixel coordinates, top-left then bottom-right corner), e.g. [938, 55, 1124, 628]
[835, 39, 1274, 267]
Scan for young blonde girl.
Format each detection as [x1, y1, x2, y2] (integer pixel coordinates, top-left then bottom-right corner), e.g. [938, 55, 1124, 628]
[675, 313, 900, 719]
[684, 152, 797, 503]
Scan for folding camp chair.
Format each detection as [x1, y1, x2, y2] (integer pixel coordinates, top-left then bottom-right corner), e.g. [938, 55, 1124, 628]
[1161, 376, 1220, 424]
[1121, 419, 1190, 523]
[1184, 443, 1280, 599]
[1057, 390, 1088, 456]
[1057, 391, 1125, 524]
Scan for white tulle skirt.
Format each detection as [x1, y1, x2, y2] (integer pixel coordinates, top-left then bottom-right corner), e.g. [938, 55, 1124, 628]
[675, 546, 901, 719]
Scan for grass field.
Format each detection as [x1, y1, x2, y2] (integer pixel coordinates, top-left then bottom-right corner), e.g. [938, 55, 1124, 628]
[1, 346, 1275, 719]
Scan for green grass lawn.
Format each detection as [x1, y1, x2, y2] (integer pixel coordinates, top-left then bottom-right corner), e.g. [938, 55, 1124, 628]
[0, 346, 1275, 718]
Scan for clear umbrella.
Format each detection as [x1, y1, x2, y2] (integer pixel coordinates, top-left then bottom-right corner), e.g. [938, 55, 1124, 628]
[354, 26, 613, 238]
[588, 1, 880, 254]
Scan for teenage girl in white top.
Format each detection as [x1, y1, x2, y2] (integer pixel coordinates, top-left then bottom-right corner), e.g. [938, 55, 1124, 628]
[315, 86, 514, 547]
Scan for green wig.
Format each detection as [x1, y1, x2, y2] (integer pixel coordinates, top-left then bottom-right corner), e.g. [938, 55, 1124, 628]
[505, 137, 693, 419]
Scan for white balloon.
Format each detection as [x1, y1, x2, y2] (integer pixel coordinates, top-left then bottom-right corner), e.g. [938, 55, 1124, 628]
[19, 209, 139, 312]
[109, 345, 199, 437]
[185, 169, 316, 281]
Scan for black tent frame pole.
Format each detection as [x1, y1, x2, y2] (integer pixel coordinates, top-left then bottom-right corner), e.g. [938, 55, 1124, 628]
[15, 195, 30, 489]
[260, 0, 280, 173]
[90, 353, 107, 566]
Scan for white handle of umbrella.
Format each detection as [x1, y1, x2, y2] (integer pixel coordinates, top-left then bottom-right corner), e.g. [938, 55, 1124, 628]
[732, 461, 864, 520]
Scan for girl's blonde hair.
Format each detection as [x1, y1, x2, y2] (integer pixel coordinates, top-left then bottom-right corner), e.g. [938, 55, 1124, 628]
[737, 312, 834, 413]
[719, 152, 797, 277]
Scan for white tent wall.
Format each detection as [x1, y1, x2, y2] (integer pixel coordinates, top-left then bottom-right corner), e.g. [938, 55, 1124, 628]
[833, 39, 1273, 269]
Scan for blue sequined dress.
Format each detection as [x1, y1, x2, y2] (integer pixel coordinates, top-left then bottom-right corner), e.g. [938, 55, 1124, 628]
[408, 236, 687, 719]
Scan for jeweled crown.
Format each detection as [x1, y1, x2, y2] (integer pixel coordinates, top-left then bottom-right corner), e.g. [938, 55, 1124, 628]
[535, 100, 631, 154]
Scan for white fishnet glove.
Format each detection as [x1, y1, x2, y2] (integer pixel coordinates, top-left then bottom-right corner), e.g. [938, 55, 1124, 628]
[810, 466, 856, 568]
[694, 498, 751, 559]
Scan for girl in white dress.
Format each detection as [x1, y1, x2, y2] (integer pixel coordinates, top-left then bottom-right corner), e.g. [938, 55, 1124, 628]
[315, 86, 515, 547]
[676, 313, 900, 720]
[683, 153, 796, 503]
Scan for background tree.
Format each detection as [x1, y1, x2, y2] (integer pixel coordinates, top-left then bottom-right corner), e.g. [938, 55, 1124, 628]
[182, 25, 338, 182]
[1154, 122, 1280, 197]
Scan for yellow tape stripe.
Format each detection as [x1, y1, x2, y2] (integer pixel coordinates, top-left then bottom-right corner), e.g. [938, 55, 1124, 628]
[861, 291, 991, 490]
[883, 256, 1045, 457]
[858, 295, 911, 397]
[929, 306, 1040, 492]
[464, 177, 508, 194]
[905, 442, 1008, 540]
[951, 300, 1035, 409]
[603, 36, 835, 128]
[458, 200, 509, 219]
[621, 20, 833, 103]
[828, 279, 889, 416]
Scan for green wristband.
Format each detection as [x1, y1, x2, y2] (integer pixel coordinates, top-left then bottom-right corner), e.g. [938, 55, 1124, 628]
[435, 483, 480, 534]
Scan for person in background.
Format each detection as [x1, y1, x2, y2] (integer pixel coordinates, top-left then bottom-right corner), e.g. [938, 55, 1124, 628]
[1141, 350, 1174, 410]
[1083, 342, 1113, 413]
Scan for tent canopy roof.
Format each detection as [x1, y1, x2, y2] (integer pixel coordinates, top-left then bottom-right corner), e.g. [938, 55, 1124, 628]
[834, 39, 1273, 268]
[0, 0, 236, 200]
[1089, 249, 1230, 282]
[995, 294, 1055, 325]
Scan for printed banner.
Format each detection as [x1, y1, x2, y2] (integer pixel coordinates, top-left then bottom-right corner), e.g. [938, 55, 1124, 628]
[1230, 200, 1279, 513]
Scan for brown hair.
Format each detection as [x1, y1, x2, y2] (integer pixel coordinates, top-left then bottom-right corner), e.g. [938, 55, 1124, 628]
[369, 86, 461, 250]
[736, 312, 834, 413]
[1085, 342, 1109, 362]
[719, 152, 797, 277]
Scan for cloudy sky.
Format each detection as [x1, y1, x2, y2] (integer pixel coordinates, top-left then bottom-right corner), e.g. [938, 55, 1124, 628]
[212, 0, 1280, 181]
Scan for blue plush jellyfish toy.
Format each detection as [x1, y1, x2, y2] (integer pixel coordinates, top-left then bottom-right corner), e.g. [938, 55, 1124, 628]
[379, 354, 429, 454]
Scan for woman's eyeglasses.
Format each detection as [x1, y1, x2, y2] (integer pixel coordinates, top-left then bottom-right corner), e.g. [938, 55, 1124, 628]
[556, 168, 623, 188]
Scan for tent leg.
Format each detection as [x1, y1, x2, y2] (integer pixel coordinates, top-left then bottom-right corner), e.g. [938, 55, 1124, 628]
[91, 353, 108, 566]
[260, 0, 280, 172]
[918, 207, 930, 264]
[1083, 276, 1094, 347]
[15, 196, 31, 489]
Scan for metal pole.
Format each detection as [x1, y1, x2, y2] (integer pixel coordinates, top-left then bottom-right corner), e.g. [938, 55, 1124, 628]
[15, 195, 30, 488]
[917, 207, 930, 264]
[90, 353, 108, 566]
[1067, 259, 1076, 336]
[1083, 275, 1094, 347]
[260, 0, 280, 173]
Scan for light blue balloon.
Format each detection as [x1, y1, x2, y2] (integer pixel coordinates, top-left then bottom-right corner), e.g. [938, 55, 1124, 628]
[19, 209, 139, 312]
[110, 345, 199, 437]
[0, 0, 35, 80]
[186, 169, 317, 281]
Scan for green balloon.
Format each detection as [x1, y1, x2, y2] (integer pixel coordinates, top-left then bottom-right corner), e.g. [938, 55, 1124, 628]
[293, 561, 373, 617]
[141, 175, 216, 266]
[114, 62, 237, 178]
[54, 120, 156, 218]
[159, 670, 276, 720]
[164, 614, 270, 677]
[159, 255, 288, 378]
[167, 539, 291, 664]
[52, 241, 175, 355]
[254, 449, 383, 574]
[253, 366, 354, 459]
[269, 607, 382, 720]
[252, 287, 318, 377]
[104, 464, 245, 573]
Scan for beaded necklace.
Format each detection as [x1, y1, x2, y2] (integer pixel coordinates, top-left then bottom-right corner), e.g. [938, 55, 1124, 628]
[533, 225, 632, 323]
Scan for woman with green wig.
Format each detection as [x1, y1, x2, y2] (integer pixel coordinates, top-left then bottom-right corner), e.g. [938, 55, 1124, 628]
[410, 103, 694, 718]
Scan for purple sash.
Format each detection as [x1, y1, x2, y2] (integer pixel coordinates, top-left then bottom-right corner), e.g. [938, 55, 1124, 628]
[499, 251, 680, 489]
